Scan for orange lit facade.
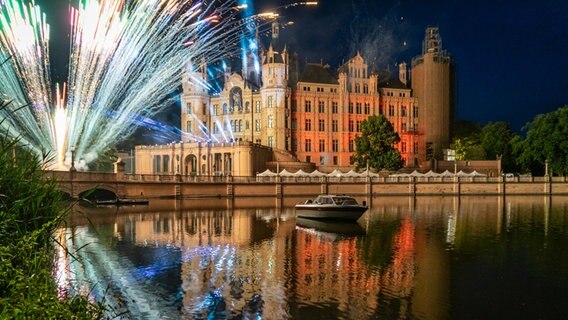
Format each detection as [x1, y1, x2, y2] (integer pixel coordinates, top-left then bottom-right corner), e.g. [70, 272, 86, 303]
[179, 25, 452, 171]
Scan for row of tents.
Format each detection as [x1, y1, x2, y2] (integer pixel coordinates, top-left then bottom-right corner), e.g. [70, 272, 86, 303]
[257, 169, 487, 177]
[257, 169, 380, 177]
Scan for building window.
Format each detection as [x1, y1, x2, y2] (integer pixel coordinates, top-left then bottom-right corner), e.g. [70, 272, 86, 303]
[305, 100, 312, 112]
[349, 140, 354, 152]
[402, 122, 407, 132]
[401, 106, 407, 117]
[306, 155, 311, 163]
[364, 103, 370, 115]
[355, 83, 360, 93]
[413, 106, 418, 117]
[319, 119, 325, 131]
[245, 101, 250, 112]
[402, 141, 407, 153]
[349, 120, 354, 132]
[363, 84, 369, 94]
[305, 139, 312, 152]
[186, 120, 192, 132]
[356, 120, 361, 132]
[292, 138, 297, 152]
[268, 96, 273, 108]
[348, 102, 353, 113]
[332, 139, 338, 152]
[186, 102, 192, 114]
[246, 120, 250, 130]
[255, 119, 261, 132]
[255, 101, 261, 113]
[332, 120, 338, 132]
[333, 156, 338, 165]
[305, 119, 312, 131]
[291, 119, 297, 130]
[320, 156, 325, 165]
[268, 115, 274, 128]
[238, 120, 242, 132]
[268, 136, 273, 147]
[389, 105, 395, 116]
[213, 104, 218, 116]
[332, 102, 338, 113]
[319, 139, 325, 152]
[356, 102, 362, 114]
[318, 101, 325, 113]
[223, 103, 228, 115]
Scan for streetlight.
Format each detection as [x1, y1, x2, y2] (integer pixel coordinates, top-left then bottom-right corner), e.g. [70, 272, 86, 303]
[70, 146, 76, 172]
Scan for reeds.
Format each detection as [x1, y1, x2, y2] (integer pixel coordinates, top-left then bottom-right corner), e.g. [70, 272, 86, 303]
[0, 135, 106, 319]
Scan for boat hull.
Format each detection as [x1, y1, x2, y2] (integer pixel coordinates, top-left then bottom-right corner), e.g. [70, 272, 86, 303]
[295, 205, 367, 220]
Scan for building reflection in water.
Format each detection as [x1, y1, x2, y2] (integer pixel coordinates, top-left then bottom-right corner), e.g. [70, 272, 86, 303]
[55, 196, 568, 319]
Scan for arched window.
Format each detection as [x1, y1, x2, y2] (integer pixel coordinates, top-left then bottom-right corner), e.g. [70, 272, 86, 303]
[268, 115, 274, 128]
[222, 103, 228, 115]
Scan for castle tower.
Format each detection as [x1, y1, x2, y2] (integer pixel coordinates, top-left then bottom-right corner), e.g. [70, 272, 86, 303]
[182, 59, 209, 142]
[411, 27, 453, 160]
[260, 21, 290, 150]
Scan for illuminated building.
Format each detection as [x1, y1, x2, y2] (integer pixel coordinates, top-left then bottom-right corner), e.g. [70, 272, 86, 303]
[136, 25, 453, 175]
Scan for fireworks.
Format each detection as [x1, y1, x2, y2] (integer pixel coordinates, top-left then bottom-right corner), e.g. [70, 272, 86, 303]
[0, 0, 247, 169]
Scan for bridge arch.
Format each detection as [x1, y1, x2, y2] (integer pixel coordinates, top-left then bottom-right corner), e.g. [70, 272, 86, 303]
[78, 187, 118, 201]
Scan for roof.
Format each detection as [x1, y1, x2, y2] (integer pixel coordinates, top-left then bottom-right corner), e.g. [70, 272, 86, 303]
[298, 63, 339, 84]
[378, 70, 408, 89]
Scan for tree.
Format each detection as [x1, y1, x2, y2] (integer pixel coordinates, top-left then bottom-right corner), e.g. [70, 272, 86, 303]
[480, 121, 519, 172]
[351, 115, 403, 171]
[451, 137, 485, 160]
[514, 106, 568, 176]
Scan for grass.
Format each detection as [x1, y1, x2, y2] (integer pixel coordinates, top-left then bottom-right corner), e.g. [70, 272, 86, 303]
[0, 136, 107, 319]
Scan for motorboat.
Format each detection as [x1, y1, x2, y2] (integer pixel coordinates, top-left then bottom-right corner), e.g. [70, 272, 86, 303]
[295, 195, 368, 221]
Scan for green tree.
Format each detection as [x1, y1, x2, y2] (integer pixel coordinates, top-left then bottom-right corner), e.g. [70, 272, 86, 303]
[451, 137, 485, 160]
[89, 146, 118, 172]
[480, 121, 519, 172]
[514, 106, 568, 175]
[351, 115, 403, 171]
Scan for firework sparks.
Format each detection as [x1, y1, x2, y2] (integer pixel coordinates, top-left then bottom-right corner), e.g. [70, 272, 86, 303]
[0, 0, 247, 169]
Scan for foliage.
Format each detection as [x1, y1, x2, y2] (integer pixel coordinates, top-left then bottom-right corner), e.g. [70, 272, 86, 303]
[0, 135, 107, 319]
[514, 106, 568, 175]
[451, 137, 485, 160]
[480, 121, 519, 172]
[351, 115, 403, 171]
[89, 146, 118, 172]
[452, 120, 482, 139]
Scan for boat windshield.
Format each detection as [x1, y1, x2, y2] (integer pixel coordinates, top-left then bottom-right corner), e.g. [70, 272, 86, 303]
[315, 196, 334, 204]
[331, 197, 358, 205]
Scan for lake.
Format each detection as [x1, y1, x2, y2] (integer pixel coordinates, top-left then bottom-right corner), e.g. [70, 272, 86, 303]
[55, 195, 568, 319]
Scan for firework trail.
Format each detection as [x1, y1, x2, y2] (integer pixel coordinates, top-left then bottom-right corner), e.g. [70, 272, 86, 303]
[0, 0, 249, 169]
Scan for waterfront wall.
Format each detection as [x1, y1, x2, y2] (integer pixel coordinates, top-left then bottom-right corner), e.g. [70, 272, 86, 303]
[45, 170, 568, 199]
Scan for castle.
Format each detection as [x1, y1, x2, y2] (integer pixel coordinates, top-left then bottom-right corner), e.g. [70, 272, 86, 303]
[135, 25, 453, 176]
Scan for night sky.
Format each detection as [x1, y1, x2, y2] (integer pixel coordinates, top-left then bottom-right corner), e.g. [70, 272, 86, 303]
[37, 0, 568, 132]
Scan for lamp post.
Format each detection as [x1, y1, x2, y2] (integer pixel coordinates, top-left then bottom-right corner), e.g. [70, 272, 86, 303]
[70, 146, 76, 172]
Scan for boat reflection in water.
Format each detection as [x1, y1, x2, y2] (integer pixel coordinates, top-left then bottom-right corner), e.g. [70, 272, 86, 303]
[295, 217, 366, 238]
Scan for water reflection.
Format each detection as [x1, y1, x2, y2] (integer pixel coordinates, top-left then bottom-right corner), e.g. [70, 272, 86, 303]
[55, 196, 568, 319]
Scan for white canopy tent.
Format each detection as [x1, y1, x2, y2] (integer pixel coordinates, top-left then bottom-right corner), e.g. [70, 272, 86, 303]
[310, 170, 328, 177]
[257, 169, 277, 177]
[278, 169, 295, 176]
[327, 169, 345, 177]
[344, 170, 361, 177]
[294, 169, 311, 177]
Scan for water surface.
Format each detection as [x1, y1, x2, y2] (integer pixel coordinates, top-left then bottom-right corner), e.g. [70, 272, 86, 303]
[56, 196, 568, 319]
